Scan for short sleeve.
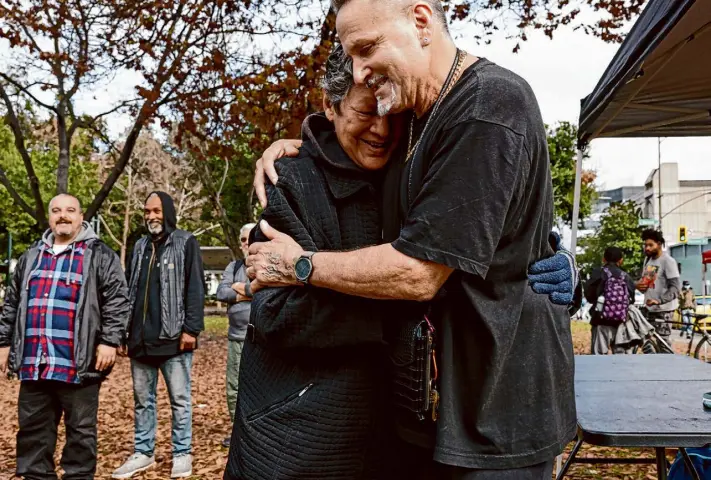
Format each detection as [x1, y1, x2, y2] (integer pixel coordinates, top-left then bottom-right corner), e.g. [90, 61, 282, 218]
[392, 120, 525, 277]
[666, 256, 680, 280]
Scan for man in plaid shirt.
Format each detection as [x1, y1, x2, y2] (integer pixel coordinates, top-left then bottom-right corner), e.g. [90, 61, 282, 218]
[0, 194, 129, 480]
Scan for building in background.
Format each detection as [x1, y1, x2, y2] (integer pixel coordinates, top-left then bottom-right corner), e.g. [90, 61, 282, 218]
[645, 163, 711, 243]
[567, 163, 711, 253]
[594, 186, 645, 214]
[670, 241, 711, 297]
[583, 185, 646, 232]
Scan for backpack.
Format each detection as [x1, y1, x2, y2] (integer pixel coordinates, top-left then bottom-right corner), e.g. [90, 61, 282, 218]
[601, 267, 630, 323]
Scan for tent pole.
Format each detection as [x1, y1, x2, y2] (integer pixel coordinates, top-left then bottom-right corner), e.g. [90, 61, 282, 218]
[570, 149, 584, 253]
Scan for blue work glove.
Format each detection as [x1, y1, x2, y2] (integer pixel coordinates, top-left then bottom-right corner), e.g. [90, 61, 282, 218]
[527, 232, 579, 306]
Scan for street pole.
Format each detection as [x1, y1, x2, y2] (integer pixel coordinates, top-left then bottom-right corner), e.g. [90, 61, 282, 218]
[657, 137, 663, 234]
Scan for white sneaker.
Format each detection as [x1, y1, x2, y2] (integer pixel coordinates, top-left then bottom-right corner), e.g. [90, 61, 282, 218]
[112, 453, 155, 479]
[171, 454, 192, 478]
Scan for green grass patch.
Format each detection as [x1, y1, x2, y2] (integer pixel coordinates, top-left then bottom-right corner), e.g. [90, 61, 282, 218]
[204, 315, 228, 337]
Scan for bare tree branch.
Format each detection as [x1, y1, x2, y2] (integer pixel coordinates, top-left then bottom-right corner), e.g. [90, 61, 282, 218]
[98, 213, 123, 247]
[0, 165, 36, 217]
[0, 81, 46, 223]
[0, 72, 58, 112]
[84, 119, 145, 220]
[194, 223, 221, 237]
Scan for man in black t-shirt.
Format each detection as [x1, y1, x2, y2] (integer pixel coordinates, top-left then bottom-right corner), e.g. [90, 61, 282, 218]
[243, 0, 577, 478]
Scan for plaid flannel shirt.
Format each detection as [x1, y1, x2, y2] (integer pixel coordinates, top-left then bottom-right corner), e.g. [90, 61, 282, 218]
[19, 241, 86, 384]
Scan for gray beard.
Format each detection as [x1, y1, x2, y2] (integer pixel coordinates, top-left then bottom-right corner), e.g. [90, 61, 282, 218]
[376, 82, 396, 117]
[147, 222, 163, 235]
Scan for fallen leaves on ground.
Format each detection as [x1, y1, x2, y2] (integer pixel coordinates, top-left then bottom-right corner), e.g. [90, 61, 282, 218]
[0, 319, 684, 479]
[0, 334, 230, 479]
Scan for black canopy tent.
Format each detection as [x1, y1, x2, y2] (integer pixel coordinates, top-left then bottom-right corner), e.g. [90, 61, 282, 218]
[571, 0, 711, 250]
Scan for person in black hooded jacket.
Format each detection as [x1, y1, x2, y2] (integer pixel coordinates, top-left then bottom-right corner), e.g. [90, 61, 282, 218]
[113, 192, 204, 480]
[224, 45, 402, 480]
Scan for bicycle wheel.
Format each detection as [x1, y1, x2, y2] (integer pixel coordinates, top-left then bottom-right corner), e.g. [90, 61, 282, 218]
[641, 339, 658, 354]
[694, 336, 711, 363]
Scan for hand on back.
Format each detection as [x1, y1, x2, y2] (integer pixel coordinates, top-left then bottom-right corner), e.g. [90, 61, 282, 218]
[253, 139, 302, 207]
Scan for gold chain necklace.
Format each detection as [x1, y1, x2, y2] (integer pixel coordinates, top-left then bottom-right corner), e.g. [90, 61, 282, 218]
[405, 49, 467, 163]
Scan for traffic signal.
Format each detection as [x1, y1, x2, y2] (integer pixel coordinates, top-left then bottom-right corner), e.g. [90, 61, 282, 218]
[679, 225, 688, 243]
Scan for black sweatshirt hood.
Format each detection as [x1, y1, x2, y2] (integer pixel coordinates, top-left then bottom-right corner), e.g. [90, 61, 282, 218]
[146, 191, 177, 238]
[300, 113, 383, 199]
[301, 113, 367, 175]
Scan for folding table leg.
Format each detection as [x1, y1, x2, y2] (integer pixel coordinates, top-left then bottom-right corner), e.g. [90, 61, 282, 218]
[680, 448, 702, 480]
[556, 437, 583, 480]
[655, 448, 668, 480]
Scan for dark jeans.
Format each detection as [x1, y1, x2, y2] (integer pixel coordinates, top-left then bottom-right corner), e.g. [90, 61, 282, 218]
[16, 380, 100, 480]
[390, 438, 554, 480]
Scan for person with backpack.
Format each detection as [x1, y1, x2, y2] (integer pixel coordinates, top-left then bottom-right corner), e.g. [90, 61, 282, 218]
[216, 223, 255, 448]
[585, 247, 636, 354]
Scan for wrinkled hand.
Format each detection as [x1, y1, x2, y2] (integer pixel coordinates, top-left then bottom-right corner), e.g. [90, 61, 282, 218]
[246, 220, 304, 287]
[0, 346, 10, 375]
[254, 139, 303, 207]
[95, 345, 117, 371]
[179, 332, 197, 351]
[528, 232, 578, 306]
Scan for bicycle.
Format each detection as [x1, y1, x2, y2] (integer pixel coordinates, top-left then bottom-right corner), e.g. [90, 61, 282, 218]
[631, 306, 675, 355]
[632, 311, 711, 360]
[686, 313, 711, 363]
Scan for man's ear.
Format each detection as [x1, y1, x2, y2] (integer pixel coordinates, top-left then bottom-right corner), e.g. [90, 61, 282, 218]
[323, 96, 336, 121]
[413, 2, 434, 45]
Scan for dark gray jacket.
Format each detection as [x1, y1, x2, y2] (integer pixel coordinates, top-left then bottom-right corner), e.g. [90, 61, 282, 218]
[127, 229, 193, 341]
[0, 222, 129, 382]
[225, 114, 388, 480]
[216, 260, 250, 341]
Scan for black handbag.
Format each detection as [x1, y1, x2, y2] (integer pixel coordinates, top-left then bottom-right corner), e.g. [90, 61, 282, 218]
[390, 315, 440, 422]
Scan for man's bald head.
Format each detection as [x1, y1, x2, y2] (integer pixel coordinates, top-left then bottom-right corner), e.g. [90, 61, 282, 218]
[48, 194, 84, 243]
[49, 193, 82, 212]
[331, 0, 449, 32]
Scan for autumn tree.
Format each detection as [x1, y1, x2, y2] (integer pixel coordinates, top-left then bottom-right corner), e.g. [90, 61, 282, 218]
[443, 0, 646, 48]
[0, 0, 647, 237]
[97, 132, 207, 268]
[0, 0, 302, 228]
[0, 117, 100, 255]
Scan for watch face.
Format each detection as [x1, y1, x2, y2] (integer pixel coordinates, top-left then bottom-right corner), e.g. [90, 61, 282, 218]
[295, 257, 312, 281]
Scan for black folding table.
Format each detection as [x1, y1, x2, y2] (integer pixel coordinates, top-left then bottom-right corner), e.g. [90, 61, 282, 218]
[557, 355, 711, 480]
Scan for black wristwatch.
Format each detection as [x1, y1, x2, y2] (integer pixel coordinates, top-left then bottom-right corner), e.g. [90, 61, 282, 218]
[294, 252, 316, 284]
